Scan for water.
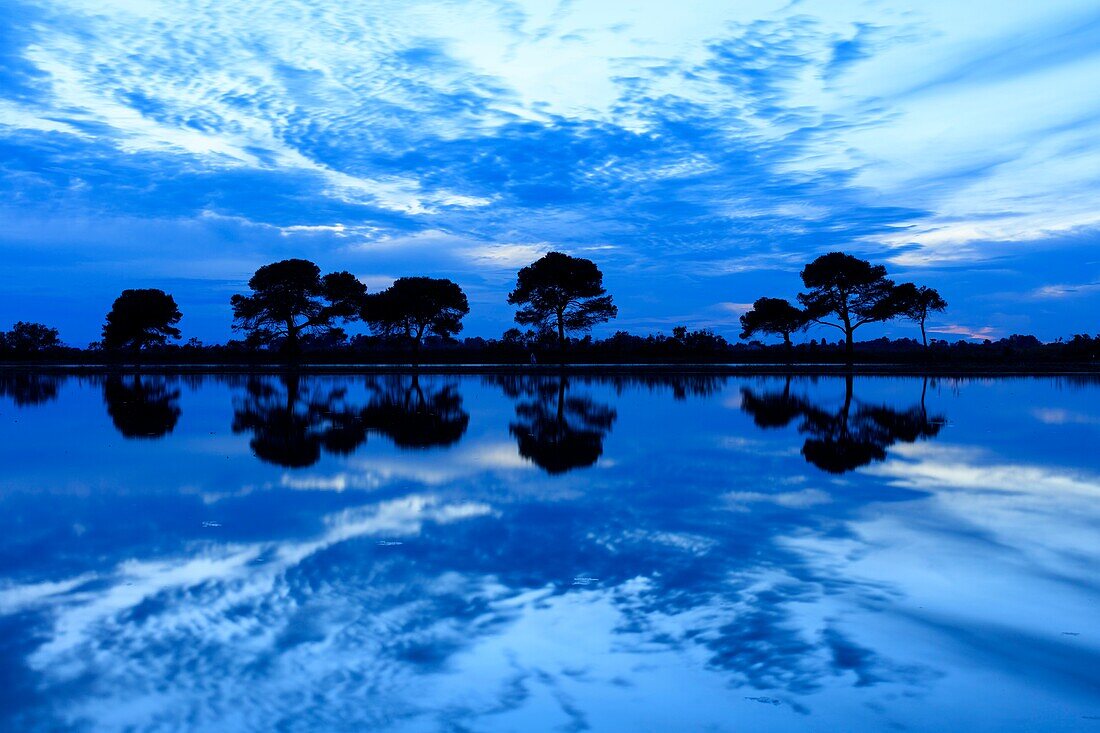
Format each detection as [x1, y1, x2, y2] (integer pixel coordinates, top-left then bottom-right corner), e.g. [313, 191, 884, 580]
[0, 371, 1097, 732]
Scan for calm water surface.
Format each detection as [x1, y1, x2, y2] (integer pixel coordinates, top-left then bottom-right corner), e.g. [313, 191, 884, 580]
[0, 372, 1097, 732]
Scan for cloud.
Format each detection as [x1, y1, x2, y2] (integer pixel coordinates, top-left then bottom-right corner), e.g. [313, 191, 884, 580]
[1, 0, 1099, 342]
[926, 323, 998, 341]
[1030, 282, 1100, 299]
[724, 488, 832, 510]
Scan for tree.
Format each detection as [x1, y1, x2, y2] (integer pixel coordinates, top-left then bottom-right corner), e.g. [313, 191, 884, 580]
[796, 253, 896, 360]
[738, 298, 808, 348]
[230, 259, 367, 355]
[2, 322, 61, 354]
[102, 289, 182, 350]
[507, 252, 617, 351]
[890, 283, 947, 348]
[363, 277, 469, 358]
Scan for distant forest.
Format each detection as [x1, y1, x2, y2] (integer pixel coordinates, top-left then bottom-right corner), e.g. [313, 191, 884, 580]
[2, 251, 1098, 366]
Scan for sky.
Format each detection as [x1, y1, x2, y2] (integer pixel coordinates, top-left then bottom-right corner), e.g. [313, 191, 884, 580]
[1, 0, 1099, 346]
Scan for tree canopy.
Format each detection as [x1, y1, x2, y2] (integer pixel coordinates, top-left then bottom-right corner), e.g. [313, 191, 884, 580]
[739, 298, 808, 347]
[507, 252, 617, 349]
[363, 277, 469, 352]
[890, 283, 948, 347]
[102, 289, 182, 350]
[797, 252, 897, 357]
[230, 259, 367, 354]
[2, 322, 61, 354]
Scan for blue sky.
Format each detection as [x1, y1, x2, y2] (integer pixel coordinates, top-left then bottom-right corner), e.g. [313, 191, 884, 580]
[1, 0, 1099, 345]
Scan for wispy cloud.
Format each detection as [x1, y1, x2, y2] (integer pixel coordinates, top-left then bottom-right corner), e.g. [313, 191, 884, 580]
[926, 323, 999, 340]
[1, 0, 1098, 341]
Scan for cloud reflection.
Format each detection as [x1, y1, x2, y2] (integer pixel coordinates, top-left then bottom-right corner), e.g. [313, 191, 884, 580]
[0, 375, 1096, 731]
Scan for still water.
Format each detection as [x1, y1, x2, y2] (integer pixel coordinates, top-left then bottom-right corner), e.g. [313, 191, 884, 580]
[0, 371, 1097, 732]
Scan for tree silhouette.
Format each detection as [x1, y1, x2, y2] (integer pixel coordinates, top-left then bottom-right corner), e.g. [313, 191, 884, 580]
[740, 376, 944, 474]
[2, 322, 61, 355]
[797, 253, 896, 361]
[890, 283, 948, 348]
[102, 375, 181, 439]
[501, 375, 617, 474]
[363, 277, 469, 361]
[739, 298, 808, 348]
[230, 259, 367, 355]
[507, 252, 617, 352]
[361, 375, 470, 448]
[102, 289, 182, 350]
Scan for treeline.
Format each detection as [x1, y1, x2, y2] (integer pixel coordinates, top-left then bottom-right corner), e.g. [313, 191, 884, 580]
[2, 251, 1099, 365]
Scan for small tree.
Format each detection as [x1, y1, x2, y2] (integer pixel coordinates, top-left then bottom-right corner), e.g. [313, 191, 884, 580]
[102, 289, 182, 350]
[739, 298, 808, 348]
[507, 251, 617, 352]
[363, 277, 469, 360]
[797, 252, 896, 360]
[3, 322, 61, 355]
[890, 283, 947, 348]
[230, 259, 367, 355]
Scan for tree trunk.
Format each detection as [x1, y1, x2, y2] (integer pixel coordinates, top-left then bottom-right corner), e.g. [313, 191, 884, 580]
[412, 325, 423, 369]
[920, 319, 928, 349]
[841, 312, 854, 365]
[556, 310, 566, 364]
[283, 321, 301, 362]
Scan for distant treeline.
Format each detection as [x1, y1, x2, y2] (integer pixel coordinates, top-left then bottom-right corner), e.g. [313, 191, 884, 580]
[2, 251, 1098, 365]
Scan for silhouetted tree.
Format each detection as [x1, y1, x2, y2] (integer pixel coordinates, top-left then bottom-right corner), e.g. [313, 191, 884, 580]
[508, 252, 617, 352]
[739, 298, 808, 348]
[740, 376, 944, 474]
[361, 375, 469, 448]
[501, 375, 617, 474]
[363, 277, 469, 361]
[2, 322, 61, 355]
[103, 375, 181, 438]
[890, 283, 947, 348]
[230, 259, 367, 356]
[102, 289, 182, 350]
[797, 253, 896, 361]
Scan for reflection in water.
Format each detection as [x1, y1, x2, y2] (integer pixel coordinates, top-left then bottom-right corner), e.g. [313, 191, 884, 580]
[361, 374, 469, 449]
[497, 375, 617, 474]
[232, 374, 470, 467]
[741, 375, 945, 473]
[0, 374, 1096, 732]
[0, 372, 66, 406]
[231, 374, 369, 467]
[103, 374, 182, 439]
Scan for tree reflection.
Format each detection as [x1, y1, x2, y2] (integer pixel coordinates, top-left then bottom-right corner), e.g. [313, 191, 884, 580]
[103, 374, 181, 439]
[0, 372, 66, 406]
[232, 374, 470, 467]
[231, 375, 368, 467]
[741, 375, 945, 473]
[361, 375, 469, 449]
[498, 375, 617, 474]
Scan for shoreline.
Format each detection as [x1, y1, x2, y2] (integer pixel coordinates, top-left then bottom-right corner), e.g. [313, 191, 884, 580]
[3, 362, 1099, 377]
